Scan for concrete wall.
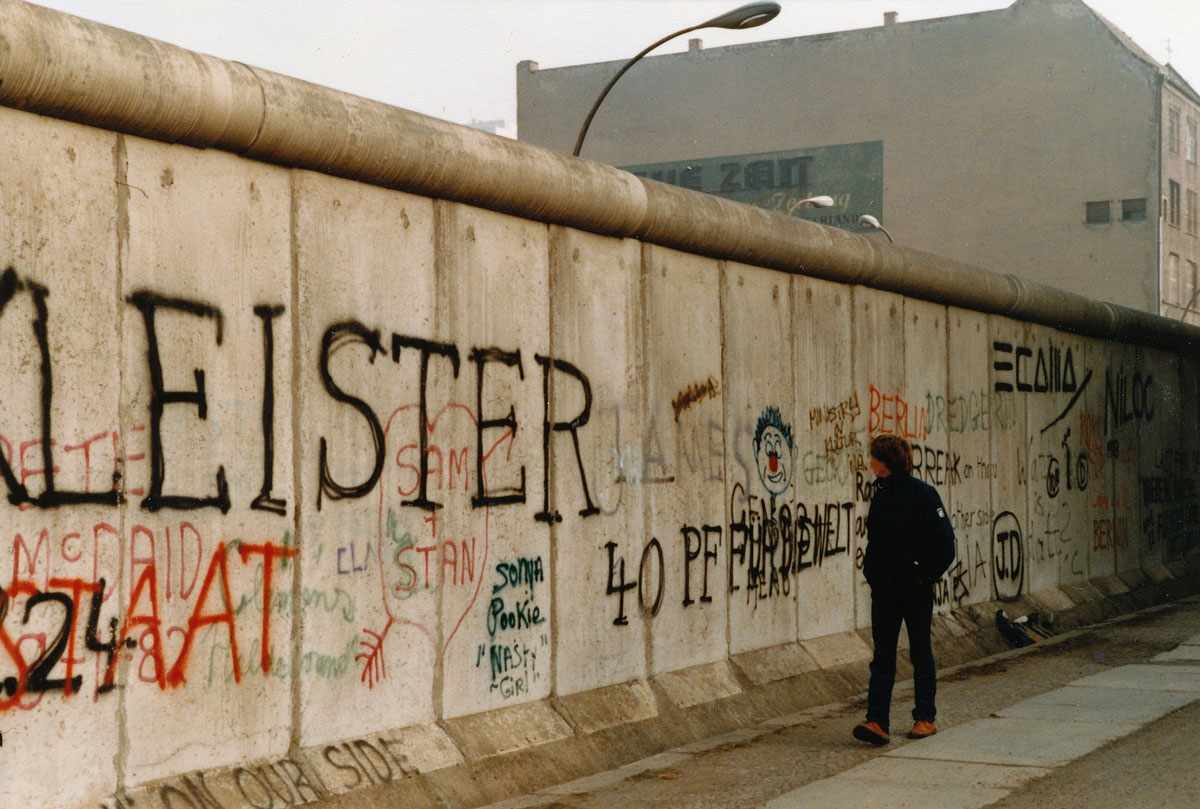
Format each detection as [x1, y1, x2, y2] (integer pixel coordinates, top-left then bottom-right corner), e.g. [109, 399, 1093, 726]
[0, 6, 1198, 809]
[1, 100, 1198, 809]
[517, 0, 1170, 314]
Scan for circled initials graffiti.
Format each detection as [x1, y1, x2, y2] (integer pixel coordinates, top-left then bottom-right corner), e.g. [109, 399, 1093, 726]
[991, 511, 1023, 602]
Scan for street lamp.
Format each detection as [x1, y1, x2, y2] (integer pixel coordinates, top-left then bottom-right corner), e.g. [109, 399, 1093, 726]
[788, 195, 834, 214]
[572, 3, 782, 157]
[858, 214, 894, 243]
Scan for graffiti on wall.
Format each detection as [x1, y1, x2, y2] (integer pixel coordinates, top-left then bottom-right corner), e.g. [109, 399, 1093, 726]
[0, 268, 597, 712]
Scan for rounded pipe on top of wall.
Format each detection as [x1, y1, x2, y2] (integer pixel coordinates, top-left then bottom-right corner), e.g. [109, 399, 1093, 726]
[0, 0, 1196, 355]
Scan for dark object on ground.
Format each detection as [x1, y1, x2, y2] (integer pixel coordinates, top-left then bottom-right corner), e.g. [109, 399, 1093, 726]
[996, 610, 1035, 647]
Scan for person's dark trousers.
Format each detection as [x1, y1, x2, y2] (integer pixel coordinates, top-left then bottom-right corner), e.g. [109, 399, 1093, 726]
[865, 579, 936, 733]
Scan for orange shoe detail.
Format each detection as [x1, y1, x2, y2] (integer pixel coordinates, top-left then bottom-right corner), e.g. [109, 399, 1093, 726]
[907, 720, 937, 739]
[852, 721, 890, 745]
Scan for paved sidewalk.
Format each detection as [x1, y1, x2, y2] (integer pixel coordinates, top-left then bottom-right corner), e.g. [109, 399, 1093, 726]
[478, 595, 1200, 809]
[765, 647, 1200, 808]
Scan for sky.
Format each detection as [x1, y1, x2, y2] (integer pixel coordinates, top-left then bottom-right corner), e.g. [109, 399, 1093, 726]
[28, 0, 1200, 130]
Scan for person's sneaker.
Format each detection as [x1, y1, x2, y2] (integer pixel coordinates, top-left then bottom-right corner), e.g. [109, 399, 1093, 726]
[852, 721, 890, 745]
[907, 720, 937, 739]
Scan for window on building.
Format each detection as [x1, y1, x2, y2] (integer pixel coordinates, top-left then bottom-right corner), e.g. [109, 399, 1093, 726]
[1169, 181, 1181, 227]
[1189, 189, 1199, 235]
[1122, 197, 1147, 221]
[1168, 106, 1181, 153]
[1166, 253, 1180, 305]
[1085, 201, 1110, 224]
[1189, 118, 1199, 164]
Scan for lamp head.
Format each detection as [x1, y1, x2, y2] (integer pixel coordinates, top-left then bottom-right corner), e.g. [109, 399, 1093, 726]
[802, 195, 835, 208]
[700, 2, 782, 30]
[859, 214, 882, 229]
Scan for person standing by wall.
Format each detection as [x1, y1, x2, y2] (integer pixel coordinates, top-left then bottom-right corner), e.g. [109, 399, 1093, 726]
[853, 435, 956, 745]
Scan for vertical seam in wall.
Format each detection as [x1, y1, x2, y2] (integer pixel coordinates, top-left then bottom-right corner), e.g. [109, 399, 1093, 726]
[431, 199, 447, 722]
[546, 225, 559, 697]
[943, 305, 955, 605]
[639, 243, 654, 677]
[789, 275, 800, 642]
[717, 260, 731, 656]
[849, 286, 860, 631]
[112, 131, 130, 797]
[287, 169, 304, 757]
[987, 313, 997, 601]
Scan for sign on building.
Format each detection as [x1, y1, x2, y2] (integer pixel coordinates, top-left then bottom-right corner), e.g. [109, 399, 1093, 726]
[623, 141, 883, 231]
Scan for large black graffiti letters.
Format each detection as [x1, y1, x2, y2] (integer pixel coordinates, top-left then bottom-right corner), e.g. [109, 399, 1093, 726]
[1104, 367, 1154, 436]
[534, 354, 598, 522]
[393, 334, 461, 511]
[127, 291, 231, 514]
[681, 524, 720, 606]
[251, 305, 287, 515]
[469, 347, 526, 508]
[317, 321, 386, 509]
[0, 268, 123, 507]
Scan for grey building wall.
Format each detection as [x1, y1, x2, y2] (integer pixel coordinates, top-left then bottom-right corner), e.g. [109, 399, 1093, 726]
[1161, 77, 1200, 324]
[517, 0, 1172, 314]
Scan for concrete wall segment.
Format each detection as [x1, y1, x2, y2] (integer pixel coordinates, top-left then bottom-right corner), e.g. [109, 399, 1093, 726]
[639, 245, 727, 675]
[0, 102, 123, 809]
[943, 309, 994, 612]
[291, 171, 439, 746]
[430, 201, 552, 719]
[851, 286, 906, 627]
[791, 276, 856, 641]
[722, 264, 797, 654]
[118, 136, 295, 785]
[546, 227, 647, 696]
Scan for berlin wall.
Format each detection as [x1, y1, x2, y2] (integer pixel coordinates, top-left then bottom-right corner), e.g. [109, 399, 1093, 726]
[1, 4, 1198, 809]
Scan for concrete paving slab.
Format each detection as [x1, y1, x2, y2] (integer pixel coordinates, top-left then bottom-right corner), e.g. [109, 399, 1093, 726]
[539, 767, 640, 795]
[1151, 646, 1200, 662]
[672, 728, 769, 754]
[1071, 664, 1200, 692]
[763, 777, 1008, 809]
[839, 757, 1051, 789]
[763, 712, 812, 729]
[996, 685, 1196, 724]
[478, 794, 562, 809]
[885, 717, 1140, 767]
[539, 750, 696, 795]
[610, 751, 693, 778]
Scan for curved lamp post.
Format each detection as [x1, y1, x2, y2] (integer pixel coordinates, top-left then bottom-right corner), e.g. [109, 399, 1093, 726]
[572, 2, 781, 157]
[858, 214, 895, 243]
[788, 195, 834, 214]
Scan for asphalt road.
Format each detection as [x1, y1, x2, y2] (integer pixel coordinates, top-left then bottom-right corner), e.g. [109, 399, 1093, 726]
[480, 595, 1200, 809]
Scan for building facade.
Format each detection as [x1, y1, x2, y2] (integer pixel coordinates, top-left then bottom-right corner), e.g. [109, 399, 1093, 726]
[517, 0, 1200, 321]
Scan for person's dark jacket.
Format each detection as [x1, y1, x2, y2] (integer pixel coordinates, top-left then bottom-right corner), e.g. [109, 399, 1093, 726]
[863, 473, 956, 588]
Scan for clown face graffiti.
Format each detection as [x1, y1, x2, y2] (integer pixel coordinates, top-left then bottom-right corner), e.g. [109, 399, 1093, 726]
[753, 406, 794, 499]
